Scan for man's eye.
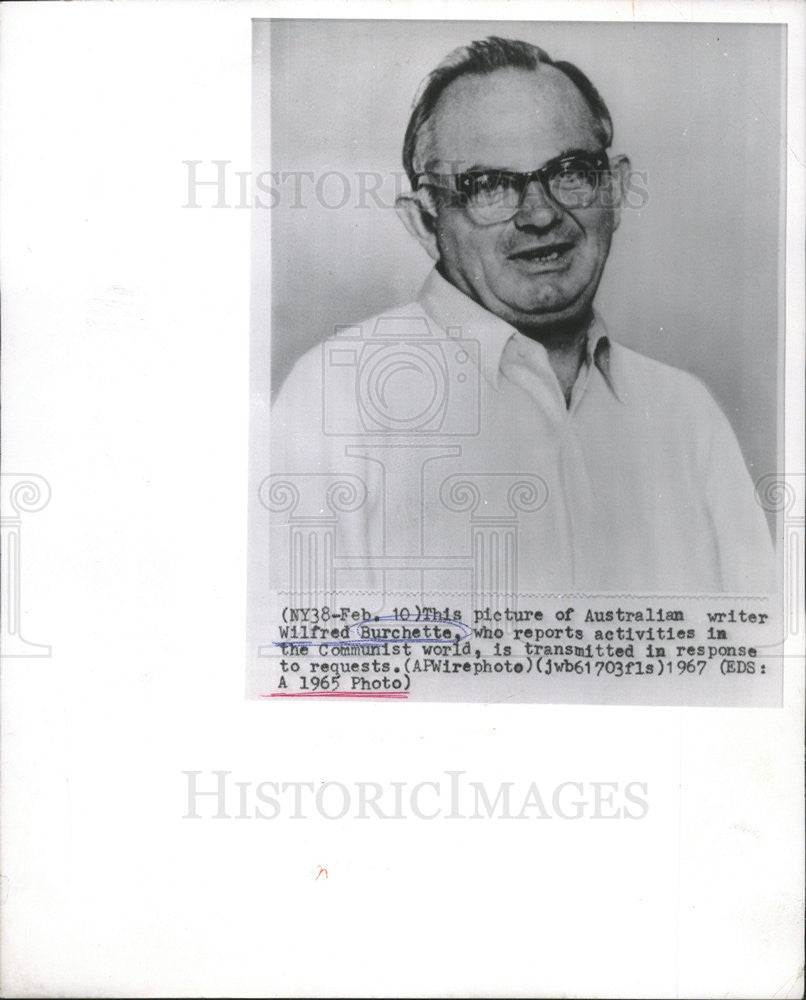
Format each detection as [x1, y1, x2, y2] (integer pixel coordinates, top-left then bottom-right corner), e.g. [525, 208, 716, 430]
[466, 171, 513, 199]
[473, 172, 501, 194]
[554, 160, 595, 188]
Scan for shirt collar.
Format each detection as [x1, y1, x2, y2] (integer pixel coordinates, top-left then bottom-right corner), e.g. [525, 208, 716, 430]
[417, 267, 622, 401]
[583, 313, 623, 402]
[417, 268, 516, 389]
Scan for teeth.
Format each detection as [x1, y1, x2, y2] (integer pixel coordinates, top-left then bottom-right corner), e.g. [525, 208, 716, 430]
[525, 249, 561, 261]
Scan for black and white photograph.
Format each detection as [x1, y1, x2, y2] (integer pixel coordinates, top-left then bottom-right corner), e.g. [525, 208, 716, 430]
[248, 18, 788, 705]
[256, 19, 780, 599]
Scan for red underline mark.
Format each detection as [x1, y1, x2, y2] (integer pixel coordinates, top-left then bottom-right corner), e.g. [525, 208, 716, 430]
[262, 692, 408, 699]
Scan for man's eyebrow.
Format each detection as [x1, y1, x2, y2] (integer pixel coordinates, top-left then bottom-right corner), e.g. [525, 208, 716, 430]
[554, 147, 603, 160]
[461, 164, 506, 173]
[454, 149, 604, 174]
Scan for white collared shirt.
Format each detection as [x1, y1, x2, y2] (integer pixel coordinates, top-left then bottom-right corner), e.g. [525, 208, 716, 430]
[269, 268, 774, 595]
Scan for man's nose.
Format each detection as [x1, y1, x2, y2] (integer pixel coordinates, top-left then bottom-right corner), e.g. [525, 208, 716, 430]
[513, 178, 563, 228]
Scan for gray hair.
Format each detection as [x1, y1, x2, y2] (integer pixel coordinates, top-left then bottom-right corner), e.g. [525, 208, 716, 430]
[402, 36, 613, 186]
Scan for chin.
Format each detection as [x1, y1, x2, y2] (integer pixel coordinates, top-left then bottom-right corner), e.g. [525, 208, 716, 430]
[501, 275, 598, 324]
[502, 287, 585, 316]
[506, 298, 593, 335]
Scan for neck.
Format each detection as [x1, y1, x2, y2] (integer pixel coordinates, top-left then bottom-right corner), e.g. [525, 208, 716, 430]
[515, 310, 593, 405]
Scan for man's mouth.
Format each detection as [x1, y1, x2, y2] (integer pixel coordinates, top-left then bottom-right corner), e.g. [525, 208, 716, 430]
[507, 242, 574, 264]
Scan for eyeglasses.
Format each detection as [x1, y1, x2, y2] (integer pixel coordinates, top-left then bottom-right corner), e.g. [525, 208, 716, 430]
[415, 150, 611, 225]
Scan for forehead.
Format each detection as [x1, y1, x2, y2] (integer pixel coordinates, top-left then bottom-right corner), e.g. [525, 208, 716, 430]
[427, 66, 603, 170]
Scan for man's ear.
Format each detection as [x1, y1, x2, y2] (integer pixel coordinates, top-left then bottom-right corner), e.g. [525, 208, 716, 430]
[395, 193, 440, 262]
[608, 154, 632, 232]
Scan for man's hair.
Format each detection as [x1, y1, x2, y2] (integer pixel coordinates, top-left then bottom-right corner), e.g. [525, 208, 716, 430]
[402, 36, 614, 186]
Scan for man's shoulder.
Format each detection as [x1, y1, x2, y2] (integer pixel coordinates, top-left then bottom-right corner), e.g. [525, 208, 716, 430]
[609, 340, 717, 410]
[276, 299, 432, 390]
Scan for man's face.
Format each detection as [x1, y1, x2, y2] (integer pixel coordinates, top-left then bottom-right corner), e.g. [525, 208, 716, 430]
[425, 67, 621, 334]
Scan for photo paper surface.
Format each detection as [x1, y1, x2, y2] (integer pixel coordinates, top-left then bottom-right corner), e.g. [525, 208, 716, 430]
[1, 2, 803, 998]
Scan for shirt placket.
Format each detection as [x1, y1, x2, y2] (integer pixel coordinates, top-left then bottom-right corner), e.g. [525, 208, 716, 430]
[514, 349, 601, 590]
[556, 413, 599, 588]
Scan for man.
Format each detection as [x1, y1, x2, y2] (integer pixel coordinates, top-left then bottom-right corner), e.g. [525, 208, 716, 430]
[270, 37, 774, 595]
